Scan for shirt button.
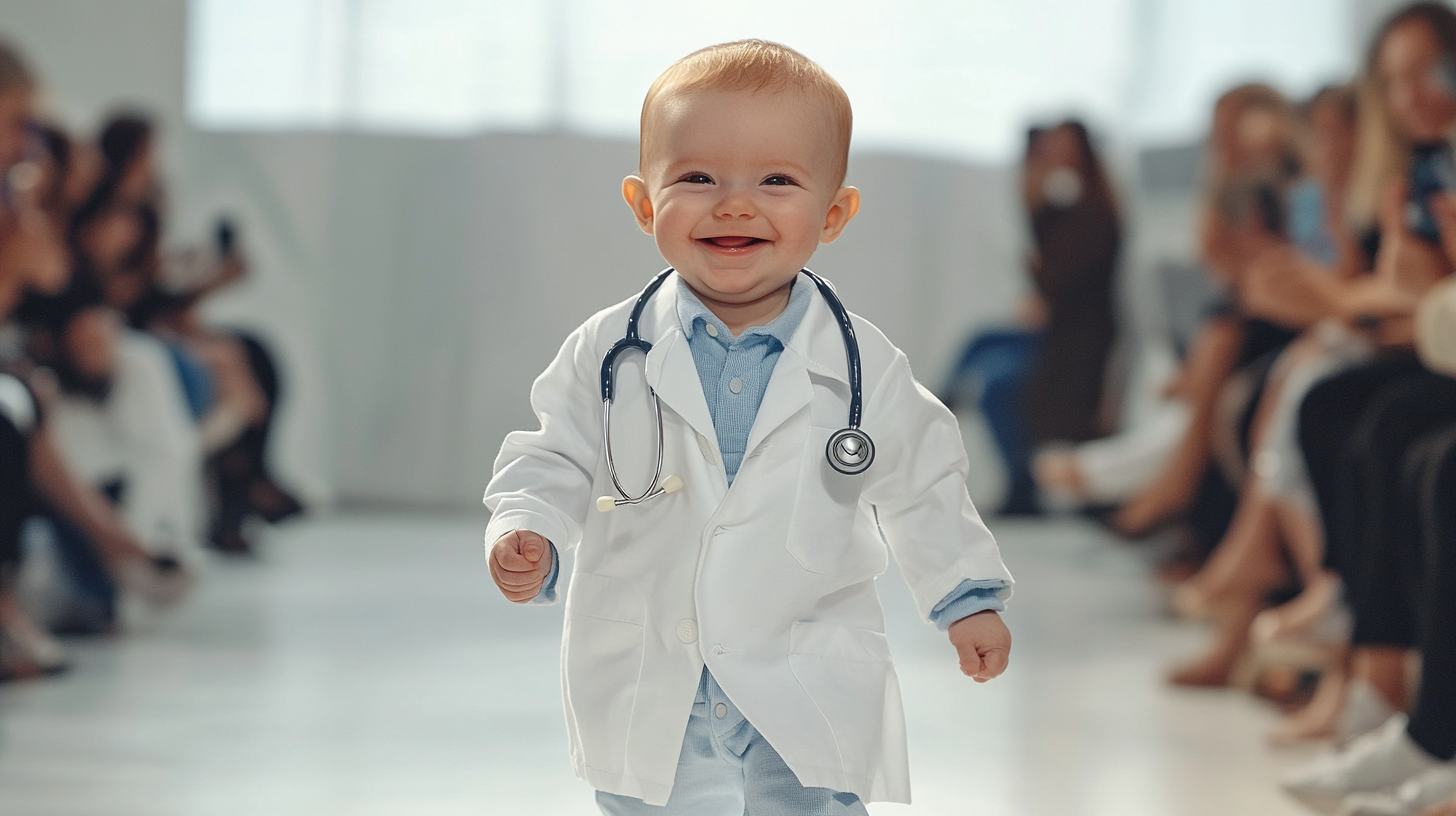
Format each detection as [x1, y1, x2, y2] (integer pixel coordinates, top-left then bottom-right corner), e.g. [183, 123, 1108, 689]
[704, 323, 719, 338]
[714, 703, 728, 719]
[729, 377, 743, 394]
[676, 619, 698, 643]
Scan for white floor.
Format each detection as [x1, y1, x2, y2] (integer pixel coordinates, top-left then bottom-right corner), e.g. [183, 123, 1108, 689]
[0, 513, 1323, 816]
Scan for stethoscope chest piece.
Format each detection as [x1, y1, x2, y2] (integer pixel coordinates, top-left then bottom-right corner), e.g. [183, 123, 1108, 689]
[826, 427, 875, 475]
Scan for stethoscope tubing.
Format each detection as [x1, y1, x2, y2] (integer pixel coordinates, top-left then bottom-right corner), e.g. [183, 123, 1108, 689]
[602, 391, 666, 503]
[797, 268, 864, 431]
[598, 267, 871, 509]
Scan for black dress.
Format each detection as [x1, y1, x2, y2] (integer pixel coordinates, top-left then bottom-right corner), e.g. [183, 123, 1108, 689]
[1021, 193, 1121, 445]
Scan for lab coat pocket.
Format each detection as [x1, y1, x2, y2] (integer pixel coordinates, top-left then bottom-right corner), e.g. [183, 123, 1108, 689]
[563, 572, 646, 774]
[788, 620, 895, 780]
[785, 425, 867, 574]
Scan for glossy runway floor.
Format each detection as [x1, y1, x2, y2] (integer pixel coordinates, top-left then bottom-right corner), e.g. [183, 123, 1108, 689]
[0, 513, 1321, 815]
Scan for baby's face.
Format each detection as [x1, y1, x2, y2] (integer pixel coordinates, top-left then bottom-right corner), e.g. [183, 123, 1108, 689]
[625, 89, 858, 307]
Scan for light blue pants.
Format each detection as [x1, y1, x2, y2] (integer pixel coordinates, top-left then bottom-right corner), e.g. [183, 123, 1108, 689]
[596, 669, 869, 816]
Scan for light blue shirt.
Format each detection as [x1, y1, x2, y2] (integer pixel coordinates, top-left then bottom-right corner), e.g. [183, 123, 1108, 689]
[534, 273, 1003, 628]
[675, 275, 811, 485]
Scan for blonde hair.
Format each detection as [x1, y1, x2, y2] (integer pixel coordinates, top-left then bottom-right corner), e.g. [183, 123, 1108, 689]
[1347, 2, 1456, 229]
[1202, 83, 1294, 197]
[638, 39, 853, 186]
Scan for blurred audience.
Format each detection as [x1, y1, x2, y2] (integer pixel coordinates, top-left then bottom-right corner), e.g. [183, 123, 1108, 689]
[0, 35, 301, 684]
[71, 114, 301, 554]
[966, 2, 1456, 813]
[943, 120, 1121, 515]
[0, 40, 186, 678]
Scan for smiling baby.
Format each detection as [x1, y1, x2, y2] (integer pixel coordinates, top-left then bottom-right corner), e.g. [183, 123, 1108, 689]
[485, 40, 1013, 815]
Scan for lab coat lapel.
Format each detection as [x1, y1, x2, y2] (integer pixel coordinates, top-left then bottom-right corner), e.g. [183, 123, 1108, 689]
[643, 275, 719, 448]
[743, 281, 851, 458]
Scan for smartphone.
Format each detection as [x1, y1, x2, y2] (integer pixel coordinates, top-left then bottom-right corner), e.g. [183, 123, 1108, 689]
[1406, 142, 1455, 244]
[1255, 184, 1285, 235]
[215, 216, 236, 254]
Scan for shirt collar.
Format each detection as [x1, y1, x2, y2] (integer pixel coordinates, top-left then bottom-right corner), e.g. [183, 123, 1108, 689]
[676, 272, 812, 347]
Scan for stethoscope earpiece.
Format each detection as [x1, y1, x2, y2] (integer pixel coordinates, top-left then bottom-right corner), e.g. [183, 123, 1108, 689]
[826, 427, 875, 475]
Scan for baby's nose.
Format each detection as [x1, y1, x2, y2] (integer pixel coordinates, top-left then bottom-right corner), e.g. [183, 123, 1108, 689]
[716, 192, 755, 219]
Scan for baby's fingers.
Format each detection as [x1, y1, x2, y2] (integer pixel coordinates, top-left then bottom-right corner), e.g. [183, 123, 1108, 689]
[958, 650, 986, 678]
[491, 534, 537, 572]
[488, 556, 544, 602]
[973, 647, 1010, 683]
[517, 532, 547, 563]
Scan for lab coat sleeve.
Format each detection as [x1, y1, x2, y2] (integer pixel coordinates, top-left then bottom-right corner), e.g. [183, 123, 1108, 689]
[483, 324, 602, 561]
[861, 351, 1013, 622]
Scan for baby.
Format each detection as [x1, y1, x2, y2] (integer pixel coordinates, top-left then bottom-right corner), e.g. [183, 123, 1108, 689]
[485, 40, 1013, 815]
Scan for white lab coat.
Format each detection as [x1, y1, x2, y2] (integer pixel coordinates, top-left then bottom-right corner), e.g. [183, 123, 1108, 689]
[483, 272, 1011, 806]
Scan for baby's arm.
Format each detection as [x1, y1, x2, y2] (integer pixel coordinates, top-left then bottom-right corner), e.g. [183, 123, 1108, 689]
[860, 352, 1015, 681]
[483, 325, 602, 601]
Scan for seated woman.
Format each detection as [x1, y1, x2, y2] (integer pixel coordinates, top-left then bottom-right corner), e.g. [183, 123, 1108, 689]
[943, 120, 1120, 515]
[26, 279, 207, 571]
[1034, 83, 1302, 596]
[73, 114, 300, 554]
[1283, 272, 1456, 816]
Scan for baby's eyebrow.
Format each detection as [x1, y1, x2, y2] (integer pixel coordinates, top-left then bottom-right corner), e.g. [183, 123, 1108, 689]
[758, 160, 814, 178]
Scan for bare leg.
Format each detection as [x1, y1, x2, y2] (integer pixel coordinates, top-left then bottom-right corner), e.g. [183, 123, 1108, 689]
[1270, 655, 1350, 745]
[1116, 318, 1243, 535]
[1169, 585, 1276, 687]
[1174, 484, 1288, 618]
[1352, 646, 1413, 712]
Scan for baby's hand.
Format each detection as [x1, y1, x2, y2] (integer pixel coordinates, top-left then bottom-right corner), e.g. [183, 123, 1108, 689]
[489, 530, 554, 603]
[948, 610, 1012, 683]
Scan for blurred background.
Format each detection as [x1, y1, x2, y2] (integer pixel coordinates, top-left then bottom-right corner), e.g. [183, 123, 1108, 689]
[4, 1, 1456, 814]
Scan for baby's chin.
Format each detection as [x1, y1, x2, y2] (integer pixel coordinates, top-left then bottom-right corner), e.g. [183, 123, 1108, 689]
[678, 266, 801, 303]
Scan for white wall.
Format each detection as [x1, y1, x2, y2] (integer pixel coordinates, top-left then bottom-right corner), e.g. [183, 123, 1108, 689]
[0, 0, 1047, 508]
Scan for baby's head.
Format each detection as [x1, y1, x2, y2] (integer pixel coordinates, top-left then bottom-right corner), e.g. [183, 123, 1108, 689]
[623, 40, 860, 310]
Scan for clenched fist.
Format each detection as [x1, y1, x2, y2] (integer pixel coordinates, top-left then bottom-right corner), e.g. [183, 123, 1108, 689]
[489, 530, 554, 603]
[949, 610, 1012, 683]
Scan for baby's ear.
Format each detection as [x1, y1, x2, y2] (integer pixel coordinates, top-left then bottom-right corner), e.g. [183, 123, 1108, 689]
[622, 176, 655, 235]
[821, 186, 861, 244]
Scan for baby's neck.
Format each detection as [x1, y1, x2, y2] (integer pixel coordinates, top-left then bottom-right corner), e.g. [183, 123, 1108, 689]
[695, 281, 794, 338]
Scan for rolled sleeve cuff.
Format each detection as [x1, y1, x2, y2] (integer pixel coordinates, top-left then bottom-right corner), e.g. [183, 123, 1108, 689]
[929, 578, 1010, 631]
[528, 542, 561, 605]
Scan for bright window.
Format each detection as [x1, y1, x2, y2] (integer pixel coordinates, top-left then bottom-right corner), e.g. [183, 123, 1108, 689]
[187, 0, 1353, 160]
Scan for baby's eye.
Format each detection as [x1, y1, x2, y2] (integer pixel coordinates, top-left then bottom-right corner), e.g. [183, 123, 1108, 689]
[680, 173, 713, 184]
[762, 175, 798, 187]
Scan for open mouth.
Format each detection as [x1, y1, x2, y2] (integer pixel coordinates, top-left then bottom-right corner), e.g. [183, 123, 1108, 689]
[700, 236, 766, 249]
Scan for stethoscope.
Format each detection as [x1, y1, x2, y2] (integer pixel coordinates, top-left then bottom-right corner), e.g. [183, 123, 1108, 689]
[595, 267, 874, 513]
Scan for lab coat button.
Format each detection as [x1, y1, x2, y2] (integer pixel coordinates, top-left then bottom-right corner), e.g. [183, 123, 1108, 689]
[676, 619, 698, 643]
[729, 377, 743, 394]
[714, 703, 728, 719]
